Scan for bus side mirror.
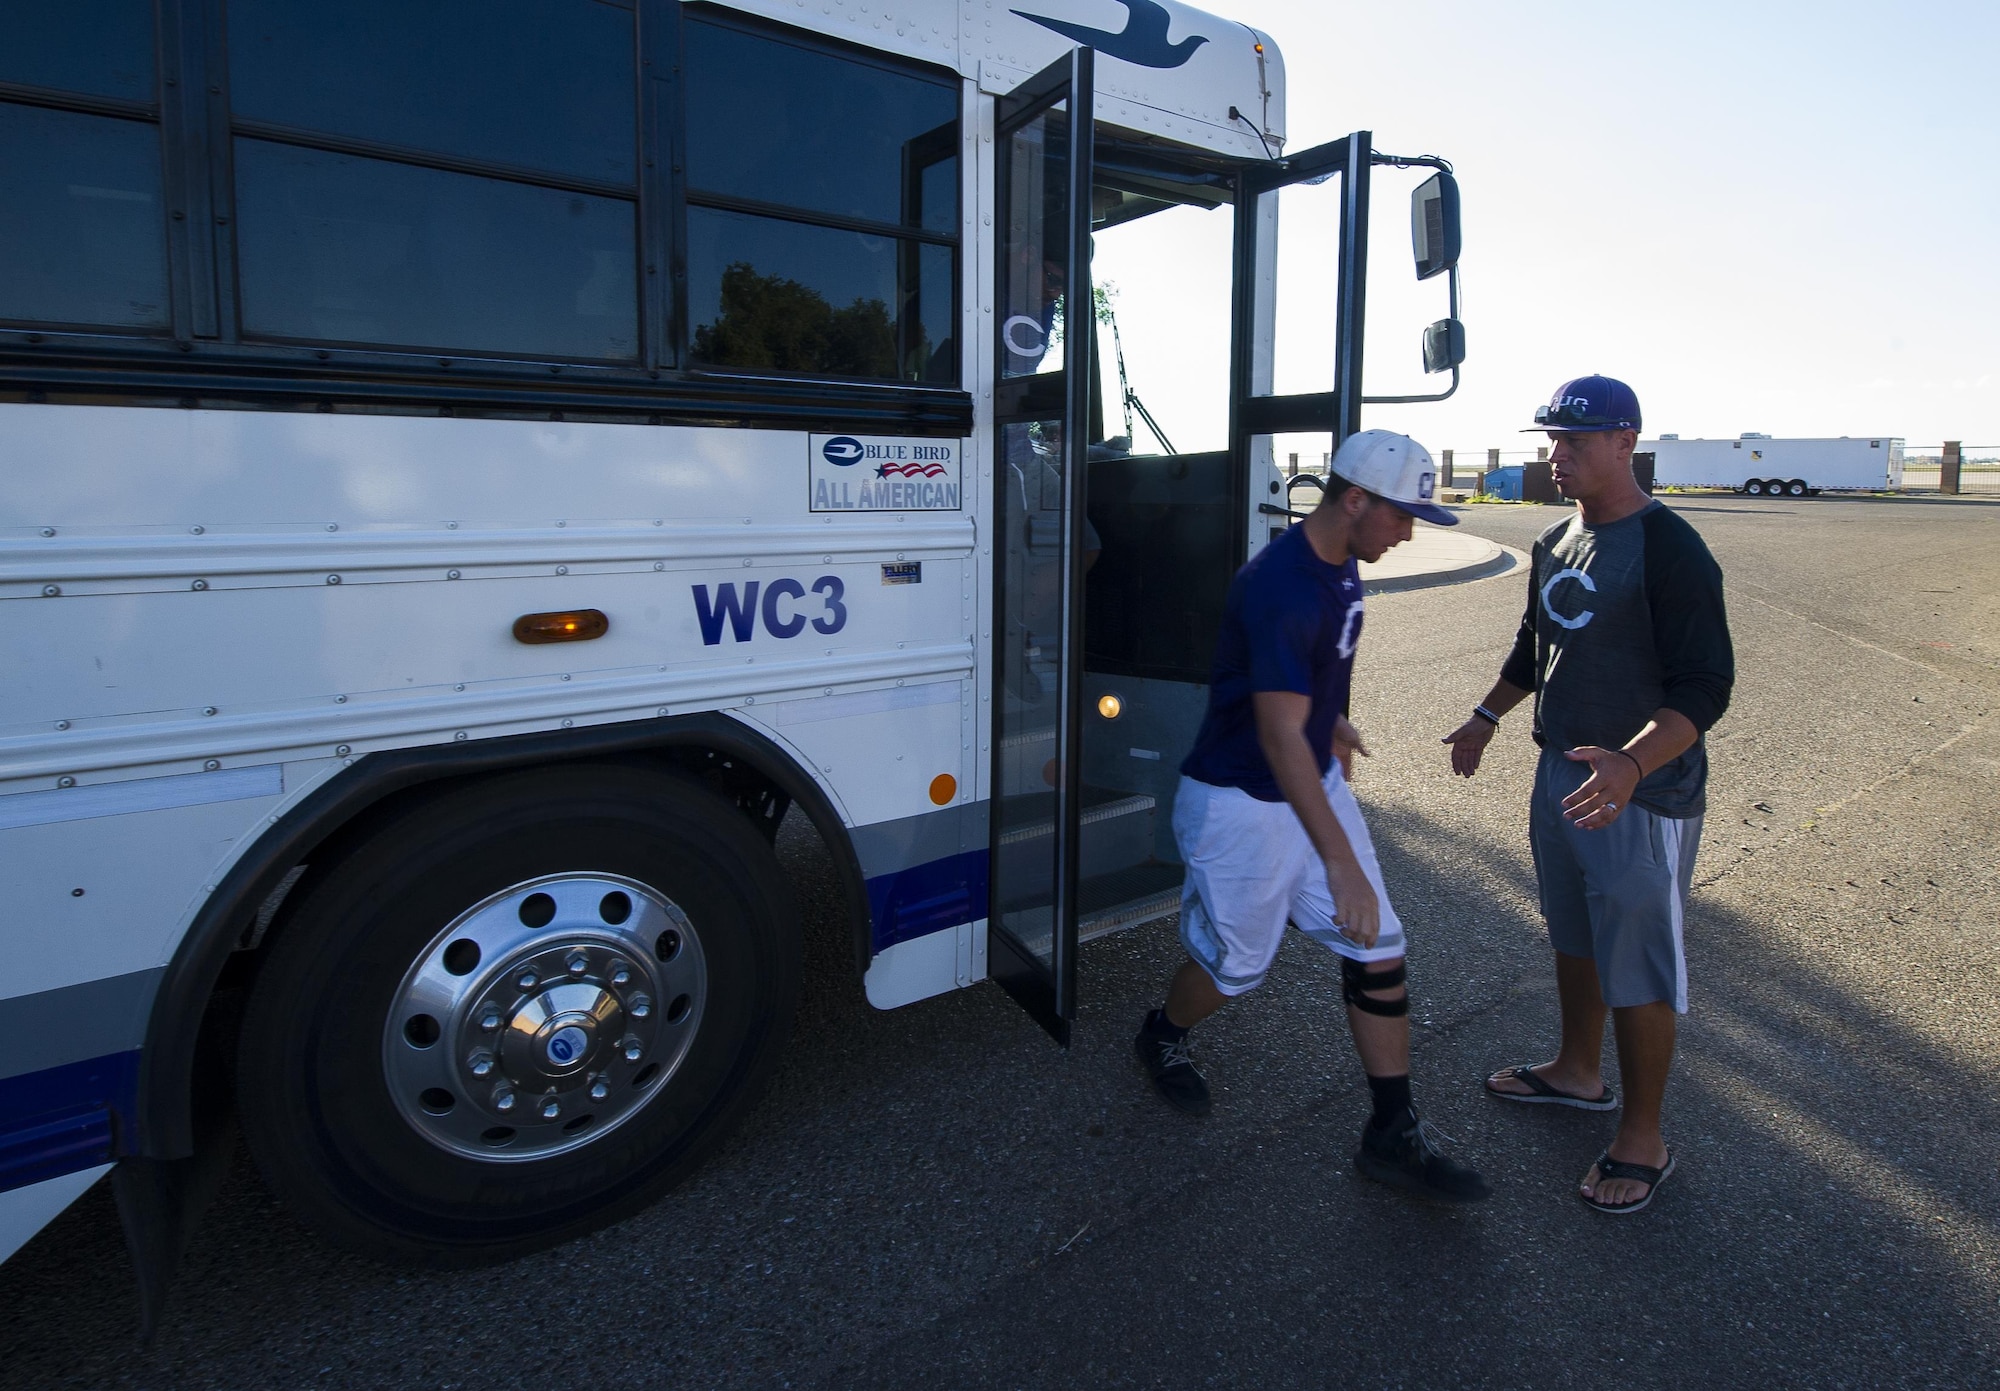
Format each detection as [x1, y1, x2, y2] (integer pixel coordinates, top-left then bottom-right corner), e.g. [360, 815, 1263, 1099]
[1422, 318, 1465, 374]
[1410, 171, 1461, 280]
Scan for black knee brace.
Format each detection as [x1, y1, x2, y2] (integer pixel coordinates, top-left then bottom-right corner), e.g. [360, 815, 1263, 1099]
[1341, 957, 1409, 1017]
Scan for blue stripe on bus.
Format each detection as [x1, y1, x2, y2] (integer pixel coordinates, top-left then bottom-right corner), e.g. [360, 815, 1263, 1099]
[0, 1050, 139, 1195]
[866, 849, 990, 952]
[0, 851, 990, 1191]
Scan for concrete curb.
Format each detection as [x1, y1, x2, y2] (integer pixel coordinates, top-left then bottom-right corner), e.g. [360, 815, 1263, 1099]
[1360, 540, 1526, 595]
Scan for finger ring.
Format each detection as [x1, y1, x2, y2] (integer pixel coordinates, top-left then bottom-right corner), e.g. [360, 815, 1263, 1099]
[1605, 802, 1618, 812]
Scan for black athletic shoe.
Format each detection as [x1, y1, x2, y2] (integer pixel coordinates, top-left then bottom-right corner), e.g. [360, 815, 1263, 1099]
[1134, 1010, 1212, 1117]
[1355, 1107, 1491, 1203]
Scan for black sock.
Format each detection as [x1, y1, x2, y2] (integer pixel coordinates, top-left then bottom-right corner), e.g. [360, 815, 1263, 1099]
[1367, 1073, 1412, 1129]
[1147, 1008, 1190, 1042]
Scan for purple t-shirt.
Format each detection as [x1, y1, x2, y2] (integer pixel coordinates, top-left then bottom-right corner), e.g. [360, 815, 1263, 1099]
[1180, 524, 1364, 801]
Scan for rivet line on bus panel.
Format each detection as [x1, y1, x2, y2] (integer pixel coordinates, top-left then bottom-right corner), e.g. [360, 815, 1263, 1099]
[55, 720, 69, 730]
[1, 646, 972, 780]
[192, 579, 208, 590]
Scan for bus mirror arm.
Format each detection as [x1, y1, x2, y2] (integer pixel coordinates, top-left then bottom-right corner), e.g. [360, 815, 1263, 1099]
[1361, 262, 1463, 405]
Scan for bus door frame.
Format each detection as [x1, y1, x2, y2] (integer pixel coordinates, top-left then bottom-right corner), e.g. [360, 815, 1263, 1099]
[1229, 130, 1375, 476]
[985, 48, 1096, 1045]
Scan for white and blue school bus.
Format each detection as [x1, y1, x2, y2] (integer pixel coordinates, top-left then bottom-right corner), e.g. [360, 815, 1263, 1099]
[0, 0, 1464, 1311]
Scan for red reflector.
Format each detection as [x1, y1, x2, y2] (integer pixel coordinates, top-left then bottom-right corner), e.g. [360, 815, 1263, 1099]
[512, 609, 609, 644]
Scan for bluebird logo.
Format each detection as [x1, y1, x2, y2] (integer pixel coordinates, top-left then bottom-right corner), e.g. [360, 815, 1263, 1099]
[546, 1025, 589, 1066]
[1012, 0, 1209, 69]
[1418, 471, 1435, 500]
[822, 436, 865, 467]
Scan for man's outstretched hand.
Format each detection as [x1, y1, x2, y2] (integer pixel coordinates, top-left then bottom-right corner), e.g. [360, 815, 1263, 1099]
[1442, 716, 1496, 777]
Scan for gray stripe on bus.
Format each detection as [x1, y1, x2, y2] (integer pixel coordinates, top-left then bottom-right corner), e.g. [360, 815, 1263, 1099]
[0, 968, 164, 1082]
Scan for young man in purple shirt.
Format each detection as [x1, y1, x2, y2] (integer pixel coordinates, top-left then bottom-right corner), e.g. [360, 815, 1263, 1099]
[1136, 430, 1490, 1203]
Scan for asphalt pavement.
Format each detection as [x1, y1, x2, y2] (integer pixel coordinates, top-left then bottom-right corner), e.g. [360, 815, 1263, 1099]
[2, 493, 1995, 1390]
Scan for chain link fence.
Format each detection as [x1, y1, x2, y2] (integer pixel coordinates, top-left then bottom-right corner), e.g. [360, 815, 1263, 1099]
[1895, 446, 1999, 494]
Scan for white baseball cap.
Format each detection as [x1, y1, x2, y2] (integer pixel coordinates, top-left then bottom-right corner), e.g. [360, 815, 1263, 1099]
[1328, 429, 1456, 526]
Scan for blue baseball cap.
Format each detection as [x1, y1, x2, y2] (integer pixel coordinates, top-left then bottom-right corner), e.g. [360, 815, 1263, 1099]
[1522, 375, 1642, 433]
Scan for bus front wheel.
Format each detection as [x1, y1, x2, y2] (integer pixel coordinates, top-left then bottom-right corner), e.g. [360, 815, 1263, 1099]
[236, 763, 800, 1265]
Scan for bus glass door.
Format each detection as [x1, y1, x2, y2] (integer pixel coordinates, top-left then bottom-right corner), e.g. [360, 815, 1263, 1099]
[987, 50, 1095, 1043]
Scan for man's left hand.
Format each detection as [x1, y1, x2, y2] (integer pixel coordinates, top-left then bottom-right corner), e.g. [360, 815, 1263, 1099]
[1561, 746, 1640, 828]
[1333, 714, 1370, 781]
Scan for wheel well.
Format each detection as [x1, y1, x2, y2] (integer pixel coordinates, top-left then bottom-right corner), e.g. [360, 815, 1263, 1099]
[138, 714, 872, 1161]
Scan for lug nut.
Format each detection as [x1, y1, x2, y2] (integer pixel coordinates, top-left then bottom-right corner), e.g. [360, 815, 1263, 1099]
[609, 965, 632, 987]
[479, 1010, 502, 1032]
[628, 994, 652, 1020]
[566, 952, 589, 976]
[469, 1050, 494, 1078]
[516, 970, 539, 991]
[623, 1041, 643, 1062]
[589, 1079, 611, 1101]
[540, 1099, 561, 1120]
[493, 1087, 516, 1112]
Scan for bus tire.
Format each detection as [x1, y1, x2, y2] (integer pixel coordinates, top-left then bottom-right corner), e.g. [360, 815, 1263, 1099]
[1743, 479, 1766, 496]
[235, 762, 800, 1266]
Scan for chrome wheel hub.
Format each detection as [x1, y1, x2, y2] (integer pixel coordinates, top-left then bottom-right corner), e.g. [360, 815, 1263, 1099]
[384, 872, 707, 1161]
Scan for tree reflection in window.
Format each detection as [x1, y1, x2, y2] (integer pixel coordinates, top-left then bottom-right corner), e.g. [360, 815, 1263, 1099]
[692, 262, 896, 378]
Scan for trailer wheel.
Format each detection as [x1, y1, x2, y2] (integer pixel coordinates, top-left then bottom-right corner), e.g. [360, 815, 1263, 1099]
[1784, 479, 1808, 497]
[236, 763, 800, 1265]
[1743, 479, 1766, 496]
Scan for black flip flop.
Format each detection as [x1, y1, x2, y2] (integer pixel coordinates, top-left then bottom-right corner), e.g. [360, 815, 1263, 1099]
[1580, 1148, 1676, 1215]
[1483, 1064, 1618, 1111]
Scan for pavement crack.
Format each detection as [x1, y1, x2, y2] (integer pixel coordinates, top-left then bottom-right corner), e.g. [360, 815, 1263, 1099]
[1731, 583, 1999, 691]
[1694, 709, 1994, 891]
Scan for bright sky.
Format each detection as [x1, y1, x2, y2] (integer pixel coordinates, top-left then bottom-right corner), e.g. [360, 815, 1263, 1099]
[1102, 0, 2000, 461]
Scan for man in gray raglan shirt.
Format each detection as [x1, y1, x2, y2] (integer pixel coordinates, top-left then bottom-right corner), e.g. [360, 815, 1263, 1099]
[1443, 375, 1733, 1215]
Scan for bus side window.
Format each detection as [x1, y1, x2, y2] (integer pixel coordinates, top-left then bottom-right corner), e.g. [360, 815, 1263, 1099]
[226, 0, 641, 362]
[0, 0, 169, 330]
[682, 16, 959, 384]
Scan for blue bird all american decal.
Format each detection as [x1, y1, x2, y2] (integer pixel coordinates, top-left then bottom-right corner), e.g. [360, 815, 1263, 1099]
[1012, 0, 1209, 69]
[822, 436, 865, 467]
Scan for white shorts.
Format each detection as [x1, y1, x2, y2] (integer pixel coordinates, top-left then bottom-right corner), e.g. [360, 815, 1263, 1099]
[1172, 767, 1406, 997]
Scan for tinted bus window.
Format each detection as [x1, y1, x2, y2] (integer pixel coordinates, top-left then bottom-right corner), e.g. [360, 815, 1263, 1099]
[686, 208, 954, 382]
[685, 20, 955, 232]
[1, 0, 156, 102]
[0, 103, 168, 328]
[683, 18, 958, 382]
[226, 0, 636, 186]
[234, 140, 638, 360]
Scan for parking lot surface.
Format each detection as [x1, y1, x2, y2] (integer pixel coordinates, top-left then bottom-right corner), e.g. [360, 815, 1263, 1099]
[2, 493, 1995, 1389]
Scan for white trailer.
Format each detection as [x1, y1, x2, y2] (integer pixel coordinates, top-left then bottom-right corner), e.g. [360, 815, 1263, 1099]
[1640, 436, 1904, 495]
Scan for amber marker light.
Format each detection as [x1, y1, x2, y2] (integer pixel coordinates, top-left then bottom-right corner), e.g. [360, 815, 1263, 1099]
[929, 773, 958, 805]
[512, 609, 610, 645]
[1097, 693, 1124, 719]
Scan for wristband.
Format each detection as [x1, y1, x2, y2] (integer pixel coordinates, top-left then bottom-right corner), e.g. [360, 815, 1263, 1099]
[1613, 747, 1644, 778]
[1472, 704, 1501, 726]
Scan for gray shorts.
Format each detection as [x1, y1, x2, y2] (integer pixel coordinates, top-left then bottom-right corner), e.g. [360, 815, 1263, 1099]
[1529, 748, 1702, 1012]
